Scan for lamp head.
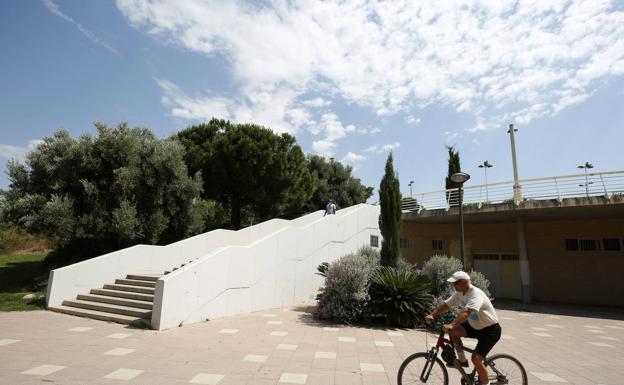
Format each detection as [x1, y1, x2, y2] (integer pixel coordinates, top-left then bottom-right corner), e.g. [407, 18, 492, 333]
[450, 172, 471, 184]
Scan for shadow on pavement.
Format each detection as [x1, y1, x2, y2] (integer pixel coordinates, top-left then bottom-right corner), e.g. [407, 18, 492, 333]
[493, 298, 624, 321]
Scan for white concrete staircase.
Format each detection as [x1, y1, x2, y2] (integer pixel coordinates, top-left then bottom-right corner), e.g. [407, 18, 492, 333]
[49, 273, 161, 327]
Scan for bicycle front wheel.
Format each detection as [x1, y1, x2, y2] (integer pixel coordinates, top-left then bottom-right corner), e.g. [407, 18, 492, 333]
[398, 352, 448, 385]
[486, 353, 527, 385]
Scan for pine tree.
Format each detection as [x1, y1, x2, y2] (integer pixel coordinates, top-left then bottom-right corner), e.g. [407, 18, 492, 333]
[379, 152, 401, 267]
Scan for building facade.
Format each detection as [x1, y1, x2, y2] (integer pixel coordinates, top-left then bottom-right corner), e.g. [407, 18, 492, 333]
[400, 176, 624, 308]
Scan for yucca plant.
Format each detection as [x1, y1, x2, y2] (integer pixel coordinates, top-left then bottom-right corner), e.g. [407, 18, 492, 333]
[369, 266, 434, 327]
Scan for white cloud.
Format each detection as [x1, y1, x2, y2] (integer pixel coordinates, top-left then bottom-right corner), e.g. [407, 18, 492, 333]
[158, 79, 296, 133]
[342, 152, 366, 163]
[312, 140, 336, 157]
[370, 127, 381, 135]
[405, 115, 421, 125]
[382, 142, 400, 152]
[302, 97, 332, 108]
[319, 113, 355, 141]
[117, 0, 624, 132]
[472, 139, 481, 145]
[43, 0, 119, 55]
[0, 140, 43, 161]
[444, 131, 459, 142]
[306, 112, 359, 155]
[364, 142, 400, 153]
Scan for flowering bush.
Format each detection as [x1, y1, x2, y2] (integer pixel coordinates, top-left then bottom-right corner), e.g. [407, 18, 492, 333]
[315, 246, 379, 324]
[421, 255, 491, 327]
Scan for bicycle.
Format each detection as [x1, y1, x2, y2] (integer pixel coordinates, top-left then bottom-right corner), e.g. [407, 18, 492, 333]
[397, 322, 527, 385]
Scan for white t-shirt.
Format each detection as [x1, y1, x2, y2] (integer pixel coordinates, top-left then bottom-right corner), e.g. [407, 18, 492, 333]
[445, 285, 498, 330]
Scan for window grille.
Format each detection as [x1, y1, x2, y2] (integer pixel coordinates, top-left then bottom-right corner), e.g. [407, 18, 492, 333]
[565, 239, 579, 251]
[603, 238, 621, 251]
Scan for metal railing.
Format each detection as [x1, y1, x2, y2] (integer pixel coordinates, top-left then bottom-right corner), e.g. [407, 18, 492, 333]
[402, 170, 624, 212]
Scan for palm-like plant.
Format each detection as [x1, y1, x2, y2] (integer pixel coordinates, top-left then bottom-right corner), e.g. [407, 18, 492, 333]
[369, 267, 434, 327]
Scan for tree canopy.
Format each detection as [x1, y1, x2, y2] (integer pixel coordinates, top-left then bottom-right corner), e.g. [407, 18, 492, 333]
[1, 122, 205, 263]
[177, 119, 313, 229]
[378, 152, 401, 267]
[306, 155, 374, 211]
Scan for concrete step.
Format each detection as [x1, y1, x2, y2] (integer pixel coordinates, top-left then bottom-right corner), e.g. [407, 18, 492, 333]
[49, 305, 151, 328]
[90, 288, 154, 302]
[62, 299, 152, 318]
[77, 293, 153, 310]
[115, 279, 156, 288]
[126, 274, 162, 282]
[103, 284, 155, 294]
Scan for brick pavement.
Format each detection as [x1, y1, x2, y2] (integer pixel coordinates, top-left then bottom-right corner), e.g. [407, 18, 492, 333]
[1, 303, 623, 385]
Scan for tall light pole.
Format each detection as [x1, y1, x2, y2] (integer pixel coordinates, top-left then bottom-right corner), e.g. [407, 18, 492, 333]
[577, 162, 594, 198]
[478, 160, 493, 202]
[507, 124, 522, 205]
[451, 172, 470, 268]
[408, 180, 414, 196]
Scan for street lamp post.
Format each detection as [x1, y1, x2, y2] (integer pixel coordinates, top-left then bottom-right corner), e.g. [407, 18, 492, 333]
[451, 172, 471, 268]
[478, 161, 493, 202]
[408, 180, 414, 196]
[577, 162, 594, 198]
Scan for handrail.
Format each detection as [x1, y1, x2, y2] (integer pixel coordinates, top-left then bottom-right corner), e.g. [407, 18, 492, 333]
[402, 170, 624, 212]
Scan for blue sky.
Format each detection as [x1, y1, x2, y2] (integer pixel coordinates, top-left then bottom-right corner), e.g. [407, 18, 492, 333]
[1, 1, 623, 201]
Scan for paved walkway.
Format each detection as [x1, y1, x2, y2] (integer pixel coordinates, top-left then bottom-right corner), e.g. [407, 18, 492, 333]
[1, 304, 623, 385]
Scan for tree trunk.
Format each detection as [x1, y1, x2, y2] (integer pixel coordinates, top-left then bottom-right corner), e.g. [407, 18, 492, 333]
[230, 195, 241, 229]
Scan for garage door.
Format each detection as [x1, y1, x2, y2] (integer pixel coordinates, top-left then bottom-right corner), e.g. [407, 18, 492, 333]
[473, 253, 521, 300]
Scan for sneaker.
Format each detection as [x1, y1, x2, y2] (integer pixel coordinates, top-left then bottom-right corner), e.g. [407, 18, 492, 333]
[446, 359, 469, 368]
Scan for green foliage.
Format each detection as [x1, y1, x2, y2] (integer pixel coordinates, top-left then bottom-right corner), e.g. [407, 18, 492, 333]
[2, 123, 205, 264]
[177, 119, 313, 229]
[0, 223, 50, 255]
[316, 262, 329, 278]
[445, 145, 462, 205]
[468, 269, 491, 298]
[421, 255, 492, 325]
[306, 155, 373, 211]
[369, 266, 433, 327]
[379, 152, 401, 267]
[422, 254, 463, 298]
[315, 247, 380, 324]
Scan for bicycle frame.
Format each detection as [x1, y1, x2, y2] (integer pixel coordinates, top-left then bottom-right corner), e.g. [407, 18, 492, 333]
[424, 330, 481, 384]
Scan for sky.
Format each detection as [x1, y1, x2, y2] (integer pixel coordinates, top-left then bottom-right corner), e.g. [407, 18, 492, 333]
[1, 0, 623, 201]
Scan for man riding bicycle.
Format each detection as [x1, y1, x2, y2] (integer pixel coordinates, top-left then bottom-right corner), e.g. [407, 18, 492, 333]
[426, 271, 501, 385]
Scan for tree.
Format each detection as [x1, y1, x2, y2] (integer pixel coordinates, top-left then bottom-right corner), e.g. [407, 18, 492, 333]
[306, 155, 373, 211]
[444, 145, 462, 206]
[378, 152, 401, 267]
[177, 119, 313, 229]
[2, 123, 205, 263]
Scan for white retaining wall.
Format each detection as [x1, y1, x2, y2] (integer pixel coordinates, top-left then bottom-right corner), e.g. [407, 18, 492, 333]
[152, 204, 380, 330]
[46, 217, 293, 307]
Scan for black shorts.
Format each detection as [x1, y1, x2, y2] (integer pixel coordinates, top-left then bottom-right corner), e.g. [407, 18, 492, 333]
[461, 322, 501, 358]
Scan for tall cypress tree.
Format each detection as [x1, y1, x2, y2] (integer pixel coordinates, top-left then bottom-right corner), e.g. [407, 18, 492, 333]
[379, 152, 401, 267]
[444, 145, 462, 206]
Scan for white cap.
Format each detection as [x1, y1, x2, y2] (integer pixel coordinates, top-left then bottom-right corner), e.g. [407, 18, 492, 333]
[447, 271, 471, 282]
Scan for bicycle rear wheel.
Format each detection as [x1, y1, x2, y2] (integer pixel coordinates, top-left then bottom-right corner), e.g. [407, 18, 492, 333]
[486, 353, 527, 385]
[397, 352, 448, 385]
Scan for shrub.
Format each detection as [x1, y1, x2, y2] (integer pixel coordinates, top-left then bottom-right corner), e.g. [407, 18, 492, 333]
[421, 255, 492, 327]
[422, 254, 462, 298]
[468, 269, 491, 297]
[315, 246, 379, 324]
[0, 223, 50, 254]
[369, 266, 433, 327]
